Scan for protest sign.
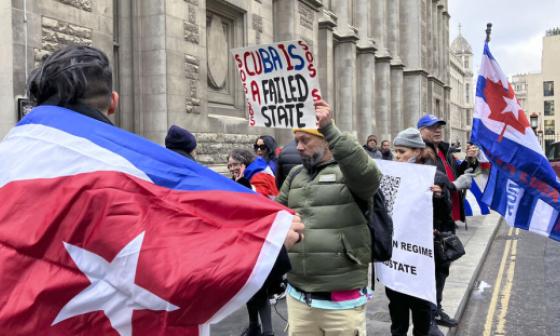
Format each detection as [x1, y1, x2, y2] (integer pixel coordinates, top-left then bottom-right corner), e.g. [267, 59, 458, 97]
[373, 159, 437, 304]
[231, 40, 322, 129]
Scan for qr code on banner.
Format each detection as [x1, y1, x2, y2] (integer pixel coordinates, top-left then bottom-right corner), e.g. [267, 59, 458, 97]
[379, 175, 401, 217]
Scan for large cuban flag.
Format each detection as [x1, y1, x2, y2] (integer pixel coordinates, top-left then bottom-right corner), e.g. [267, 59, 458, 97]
[472, 43, 560, 240]
[0, 106, 293, 335]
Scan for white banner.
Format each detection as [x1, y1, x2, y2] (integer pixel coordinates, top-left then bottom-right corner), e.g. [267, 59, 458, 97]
[231, 40, 322, 129]
[374, 159, 437, 304]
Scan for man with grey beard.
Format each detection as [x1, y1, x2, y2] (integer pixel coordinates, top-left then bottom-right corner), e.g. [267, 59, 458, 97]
[276, 99, 381, 335]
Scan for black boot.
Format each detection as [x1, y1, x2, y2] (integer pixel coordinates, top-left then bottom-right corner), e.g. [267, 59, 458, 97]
[435, 308, 458, 327]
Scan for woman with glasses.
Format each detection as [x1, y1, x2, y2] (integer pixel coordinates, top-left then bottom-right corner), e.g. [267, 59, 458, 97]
[227, 148, 280, 336]
[254, 135, 279, 175]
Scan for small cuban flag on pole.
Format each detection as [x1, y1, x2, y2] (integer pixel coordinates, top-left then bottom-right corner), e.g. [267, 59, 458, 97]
[471, 23, 560, 240]
[464, 177, 490, 217]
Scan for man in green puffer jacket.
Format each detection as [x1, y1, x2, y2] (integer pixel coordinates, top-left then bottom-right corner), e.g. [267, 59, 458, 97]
[276, 99, 381, 336]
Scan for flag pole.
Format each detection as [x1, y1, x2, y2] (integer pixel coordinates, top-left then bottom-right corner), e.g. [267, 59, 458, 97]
[485, 23, 492, 43]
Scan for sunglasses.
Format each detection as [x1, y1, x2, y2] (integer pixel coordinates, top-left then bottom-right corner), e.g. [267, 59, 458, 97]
[253, 144, 268, 151]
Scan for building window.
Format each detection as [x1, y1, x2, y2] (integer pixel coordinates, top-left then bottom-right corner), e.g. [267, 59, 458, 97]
[465, 83, 470, 104]
[544, 119, 555, 135]
[206, 1, 245, 117]
[544, 100, 555, 116]
[544, 81, 554, 96]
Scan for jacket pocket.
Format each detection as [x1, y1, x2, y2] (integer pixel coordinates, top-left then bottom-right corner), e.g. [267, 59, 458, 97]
[341, 234, 362, 265]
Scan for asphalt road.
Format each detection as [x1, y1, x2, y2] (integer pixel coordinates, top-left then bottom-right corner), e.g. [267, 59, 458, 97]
[454, 221, 560, 336]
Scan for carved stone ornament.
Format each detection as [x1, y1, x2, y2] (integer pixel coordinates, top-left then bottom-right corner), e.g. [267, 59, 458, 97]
[206, 14, 229, 89]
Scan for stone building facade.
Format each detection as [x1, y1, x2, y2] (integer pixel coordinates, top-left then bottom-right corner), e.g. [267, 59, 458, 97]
[511, 28, 560, 154]
[448, 28, 473, 147]
[2, 0, 450, 170]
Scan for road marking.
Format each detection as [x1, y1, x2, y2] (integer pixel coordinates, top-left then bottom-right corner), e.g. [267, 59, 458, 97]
[483, 227, 514, 336]
[495, 233, 518, 334]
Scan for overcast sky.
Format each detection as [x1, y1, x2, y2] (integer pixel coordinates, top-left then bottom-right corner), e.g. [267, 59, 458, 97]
[448, 0, 560, 77]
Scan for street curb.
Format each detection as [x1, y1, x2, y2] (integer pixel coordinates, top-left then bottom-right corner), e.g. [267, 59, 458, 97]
[446, 213, 503, 336]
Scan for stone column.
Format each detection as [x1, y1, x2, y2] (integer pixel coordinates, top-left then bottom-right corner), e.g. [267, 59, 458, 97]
[399, 0, 421, 69]
[391, 65, 405, 137]
[372, 0, 390, 57]
[376, 57, 392, 140]
[318, 12, 336, 104]
[0, 0, 14, 137]
[387, 0, 401, 65]
[357, 48, 376, 141]
[401, 0, 426, 127]
[273, 0, 298, 41]
[432, 0, 440, 79]
[388, 0, 403, 137]
[332, 2, 358, 133]
[355, 0, 376, 141]
[334, 35, 359, 133]
[372, 0, 392, 140]
[117, 0, 135, 132]
[426, 0, 439, 75]
[443, 8, 450, 85]
[438, 4, 444, 82]
[137, 1, 168, 142]
[442, 7, 451, 140]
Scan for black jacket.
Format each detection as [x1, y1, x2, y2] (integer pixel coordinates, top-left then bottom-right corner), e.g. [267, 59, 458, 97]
[276, 140, 302, 189]
[425, 141, 478, 222]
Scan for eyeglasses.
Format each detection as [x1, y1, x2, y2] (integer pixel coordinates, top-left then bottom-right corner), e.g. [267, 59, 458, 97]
[253, 144, 267, 151]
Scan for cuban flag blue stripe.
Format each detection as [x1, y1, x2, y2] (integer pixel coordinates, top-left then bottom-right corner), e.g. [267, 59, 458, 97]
[482, 168, 509, 216]
[475, 76, 487, 100]
[513, 192, 535, 230]
[482, 43, 495, 60]
[473, 119, 560, 202]
[470, 178, 490, 215]
[18, 106, 251, 193]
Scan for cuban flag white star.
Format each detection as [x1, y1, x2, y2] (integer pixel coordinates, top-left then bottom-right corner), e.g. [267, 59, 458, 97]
[52, 232, 179, 336]
[501, 96, 522, 120]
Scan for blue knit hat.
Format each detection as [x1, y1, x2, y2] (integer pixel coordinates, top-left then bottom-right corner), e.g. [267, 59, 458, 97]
[165, 125, 197, 153]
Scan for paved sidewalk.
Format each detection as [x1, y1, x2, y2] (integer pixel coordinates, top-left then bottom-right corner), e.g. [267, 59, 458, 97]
[210, 213, 502, 335]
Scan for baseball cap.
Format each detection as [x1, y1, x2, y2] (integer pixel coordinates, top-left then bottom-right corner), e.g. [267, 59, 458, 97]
[417, 114, 447, 128]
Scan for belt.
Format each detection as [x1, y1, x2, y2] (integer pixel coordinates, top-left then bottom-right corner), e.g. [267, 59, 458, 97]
[291, 285, 333, 302]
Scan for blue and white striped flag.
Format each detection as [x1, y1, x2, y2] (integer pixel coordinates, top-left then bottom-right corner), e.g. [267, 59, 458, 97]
[464, 177, 490, 216]
[472, 42, 560, 240]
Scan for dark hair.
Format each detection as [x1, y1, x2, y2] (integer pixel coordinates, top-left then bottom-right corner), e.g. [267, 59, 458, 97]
[27, 45, 113, 111]
[254, 135, 278, 162]
[416, 147, 437, 165]
[367, 134, 378, 143]
[228, 148, 256, 166]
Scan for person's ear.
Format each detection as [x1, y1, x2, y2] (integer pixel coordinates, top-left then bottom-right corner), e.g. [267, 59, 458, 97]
[107, 91, 119, 115]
